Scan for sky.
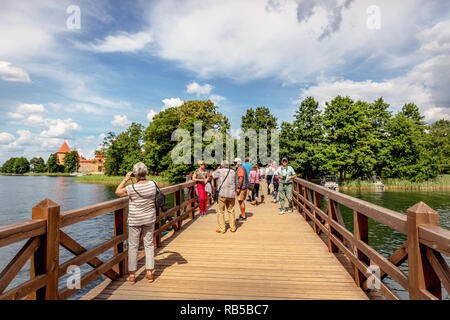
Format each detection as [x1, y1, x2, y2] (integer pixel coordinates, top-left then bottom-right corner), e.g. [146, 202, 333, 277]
[0, 0, 449, 164]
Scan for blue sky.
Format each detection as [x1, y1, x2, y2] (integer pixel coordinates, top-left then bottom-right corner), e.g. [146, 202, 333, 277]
[0, 0, 449, 164]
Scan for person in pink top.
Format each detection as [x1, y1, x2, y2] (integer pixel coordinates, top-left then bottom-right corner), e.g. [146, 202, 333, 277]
[249, 165, 261, 206]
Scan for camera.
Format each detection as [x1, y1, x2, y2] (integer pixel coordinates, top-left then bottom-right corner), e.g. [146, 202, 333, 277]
[131, 172, 135, 177]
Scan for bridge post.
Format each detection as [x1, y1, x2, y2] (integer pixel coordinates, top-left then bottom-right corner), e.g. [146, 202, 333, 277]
[175, 189, 182, 230]
[327, 199, 339, 253]
[313, 192, 322, 234]
[30, 198, 60, 300]
[303, 187, 311, 222]
[407, 202, 441, 299]
[114, 207, 127, 276]
[353, 210, 369, 288]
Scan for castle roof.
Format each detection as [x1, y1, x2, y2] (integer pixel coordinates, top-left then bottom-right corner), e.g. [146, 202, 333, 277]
[56, 141, 71, 154]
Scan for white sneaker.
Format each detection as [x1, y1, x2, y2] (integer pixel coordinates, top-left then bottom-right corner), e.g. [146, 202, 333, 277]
[279, 209, 286, 215]
[288, 208, 293, 213]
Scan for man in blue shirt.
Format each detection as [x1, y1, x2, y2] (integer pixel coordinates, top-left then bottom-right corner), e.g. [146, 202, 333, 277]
[242, 157, 253, 201]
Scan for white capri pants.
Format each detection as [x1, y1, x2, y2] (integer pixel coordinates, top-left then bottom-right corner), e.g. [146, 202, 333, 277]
[128, 223, 155, 271]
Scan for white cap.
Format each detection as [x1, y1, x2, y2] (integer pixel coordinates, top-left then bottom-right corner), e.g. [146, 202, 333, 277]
[234, 157, 242, 163]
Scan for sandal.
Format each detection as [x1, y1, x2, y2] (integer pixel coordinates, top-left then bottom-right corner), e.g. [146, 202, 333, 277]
[146, 271, 154, 283]
[126, 274, 136, 284]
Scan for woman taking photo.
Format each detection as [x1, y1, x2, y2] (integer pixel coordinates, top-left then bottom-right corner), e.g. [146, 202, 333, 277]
[115, 162, 157, 283]
[192, 160, 209, 216]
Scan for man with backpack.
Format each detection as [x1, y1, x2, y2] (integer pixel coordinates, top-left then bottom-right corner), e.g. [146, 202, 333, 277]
[275, 157, 297, 215]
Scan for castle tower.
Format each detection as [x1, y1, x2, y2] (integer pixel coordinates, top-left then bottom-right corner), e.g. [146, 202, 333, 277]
[56, 141, 71, 165]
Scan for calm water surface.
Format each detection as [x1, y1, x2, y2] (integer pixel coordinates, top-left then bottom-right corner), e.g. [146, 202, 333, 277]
[0, 176, 448, 299]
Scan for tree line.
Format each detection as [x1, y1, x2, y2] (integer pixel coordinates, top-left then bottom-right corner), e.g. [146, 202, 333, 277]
[0, 151, 80, 174]
[99, 97, 449, 183]
[1, 97, 448, 182]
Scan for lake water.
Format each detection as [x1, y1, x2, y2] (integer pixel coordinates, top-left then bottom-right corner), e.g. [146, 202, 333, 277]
[0, 175, 448, 300]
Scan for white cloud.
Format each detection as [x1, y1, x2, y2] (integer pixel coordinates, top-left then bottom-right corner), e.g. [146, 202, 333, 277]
[0, 61, 31, 82]
[423, 107, 450, 122]
[162, 97, 184, 109]
[147, 109, 157, 122]
[209, 94, 226, 104]
[186, 81, 213, 96]
[17, 103, 46, 114]
[39, 118, 81, 139]
[67, 103, 102, 114]
[81, 31, 153, 53]
[38, 137, 65, 151]
[20, 114, 48, 128]
[111, 115, 131, 128]
[47, 102, 61, 111]
[0, 132, 15, 145]
[297, 19, 450, 122]
[99, 133, 106, 141]
[15, 130, 34, 145]
[146, 0, 427, 82]
[7, 112, 24, 120]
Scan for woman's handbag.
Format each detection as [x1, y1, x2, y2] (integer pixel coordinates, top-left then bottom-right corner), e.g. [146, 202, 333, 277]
[153, 181, 167, 208]
[213, 169, 231, 202]
[131, 180, 167, 209]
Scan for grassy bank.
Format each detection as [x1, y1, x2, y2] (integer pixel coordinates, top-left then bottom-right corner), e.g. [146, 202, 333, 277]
[340, 174, 450, 191]
[74, 174, 172, 187]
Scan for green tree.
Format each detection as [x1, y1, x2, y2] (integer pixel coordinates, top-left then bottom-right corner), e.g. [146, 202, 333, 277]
[141, 100, 230, 182]
[1, 158, 18, 173]
[322, 96, 375, 180]
[63, 151, 79, 173]
[289, 97, 325, 178]
[426, 119, 450, 174]
[381, 110, 438, 181]
[13, 157, 30, 174]
[143, 107, 180, 174]
[104, 123, 145, 176]
[165, 100, 230, 182]
[30, 157, 46, 173]
[367, 98, 392, 175]
[240, 106, 278, 164]
[400, 103, 426, 128]
[47, 153, 64, 173]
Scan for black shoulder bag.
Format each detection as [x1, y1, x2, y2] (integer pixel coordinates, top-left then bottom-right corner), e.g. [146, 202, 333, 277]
[213, 169, 231, 203]
[131, 180, 167, 209]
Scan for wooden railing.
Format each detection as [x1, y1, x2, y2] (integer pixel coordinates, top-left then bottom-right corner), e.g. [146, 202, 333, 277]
[292, 177, 450, 300]
[0, 180, 199, 300]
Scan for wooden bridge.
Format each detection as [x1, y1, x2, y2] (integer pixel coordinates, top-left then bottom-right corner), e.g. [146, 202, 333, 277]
[0, 178, 449, 300]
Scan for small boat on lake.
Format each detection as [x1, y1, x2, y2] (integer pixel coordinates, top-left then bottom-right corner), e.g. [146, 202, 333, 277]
[321, 174, 339, 192]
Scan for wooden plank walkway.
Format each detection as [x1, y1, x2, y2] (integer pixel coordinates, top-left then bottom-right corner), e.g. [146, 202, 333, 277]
[82, 194, 368, 300]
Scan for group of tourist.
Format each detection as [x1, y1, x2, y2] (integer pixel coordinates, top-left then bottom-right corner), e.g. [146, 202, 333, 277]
[192, 157, 297, 233]
[114, 157, 296, 283]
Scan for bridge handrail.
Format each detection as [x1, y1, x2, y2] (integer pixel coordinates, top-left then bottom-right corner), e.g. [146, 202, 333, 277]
[0, 180, 200, 300]
[292, 177, 450, 300]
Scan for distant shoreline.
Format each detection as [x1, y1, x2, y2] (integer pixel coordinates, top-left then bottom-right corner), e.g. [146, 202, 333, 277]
[73, 174, 171, 187]
[0, 172, 72, 177]
[1, 173, 449, 191]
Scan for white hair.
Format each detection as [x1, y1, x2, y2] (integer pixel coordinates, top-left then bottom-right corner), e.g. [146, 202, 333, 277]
[221, 160, 229, 168]
[133, 162, 148, 179]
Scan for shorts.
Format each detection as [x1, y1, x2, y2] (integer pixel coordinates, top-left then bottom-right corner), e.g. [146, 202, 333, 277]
[237, 188, 248, 201]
